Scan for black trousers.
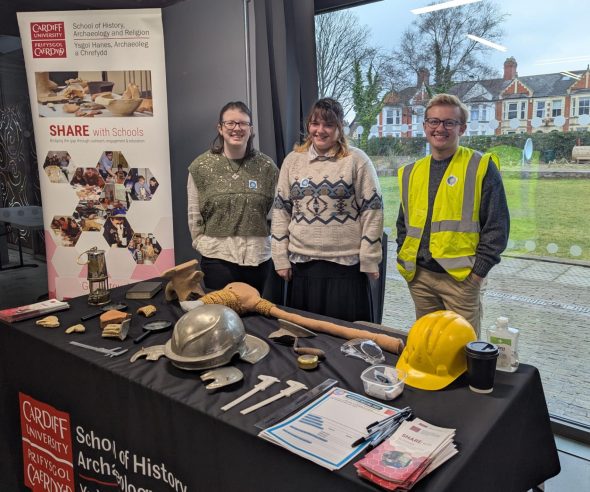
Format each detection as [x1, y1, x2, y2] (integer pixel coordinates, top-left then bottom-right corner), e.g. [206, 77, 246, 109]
[199, 256, 272, 295]
[288, 260, 374, 323]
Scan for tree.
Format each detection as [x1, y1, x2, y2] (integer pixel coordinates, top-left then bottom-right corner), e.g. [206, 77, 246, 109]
[352, 60, 383, 150]
[391, 1, 507, 92]
[315, 10, 376, 115]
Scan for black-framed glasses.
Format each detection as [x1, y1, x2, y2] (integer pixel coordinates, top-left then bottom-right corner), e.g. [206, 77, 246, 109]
[221, 120, 252, 130]
[424, 118, 463, 129]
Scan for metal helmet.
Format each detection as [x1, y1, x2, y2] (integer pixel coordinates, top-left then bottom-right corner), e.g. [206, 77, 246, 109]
[396, 310, 477, 391]
[164, 304, 268, 370]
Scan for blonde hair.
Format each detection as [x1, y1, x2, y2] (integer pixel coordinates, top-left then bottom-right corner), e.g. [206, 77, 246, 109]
[295, 98, 350, 159]
[425, 94, 468, 124]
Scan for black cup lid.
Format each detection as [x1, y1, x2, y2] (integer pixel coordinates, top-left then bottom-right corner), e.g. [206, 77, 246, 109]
[465, 341, 499, 357]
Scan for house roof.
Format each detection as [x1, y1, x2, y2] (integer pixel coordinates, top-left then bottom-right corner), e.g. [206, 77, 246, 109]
[382, 68, 589, 106]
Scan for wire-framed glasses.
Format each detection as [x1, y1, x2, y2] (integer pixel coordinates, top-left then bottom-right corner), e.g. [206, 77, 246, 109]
[424, 118, 462, 129]
[221, 120, 252, 130]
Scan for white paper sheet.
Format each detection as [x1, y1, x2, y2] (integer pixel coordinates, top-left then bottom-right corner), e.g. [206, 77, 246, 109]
[259, 388, 399, 470]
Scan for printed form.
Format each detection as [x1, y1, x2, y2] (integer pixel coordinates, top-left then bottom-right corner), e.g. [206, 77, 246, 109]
[259, 388, 398, 470]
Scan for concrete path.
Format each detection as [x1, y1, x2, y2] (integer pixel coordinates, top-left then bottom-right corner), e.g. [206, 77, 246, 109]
[383, 241, 590, 427]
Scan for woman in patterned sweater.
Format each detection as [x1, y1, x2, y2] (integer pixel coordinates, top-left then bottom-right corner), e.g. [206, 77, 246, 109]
[188, 101, 278, 294]
[271, 98, 384, 322]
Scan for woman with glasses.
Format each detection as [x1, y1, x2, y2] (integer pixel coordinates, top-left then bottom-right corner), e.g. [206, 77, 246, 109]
[187, 101, 278, 294]
[271, 98, 384, 322]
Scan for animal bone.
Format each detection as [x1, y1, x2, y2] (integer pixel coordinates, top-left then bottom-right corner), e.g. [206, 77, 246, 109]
[36, 316, 60, 328]
[161, 259, 205, 301]
[65, 324, 86, 334]
[137, 305, 157, 317]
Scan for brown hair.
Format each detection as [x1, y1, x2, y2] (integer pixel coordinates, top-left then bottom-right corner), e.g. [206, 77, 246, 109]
[425, 94, 469, 124]
[295, 98, 350, 159]
[211, 101, 255, 158]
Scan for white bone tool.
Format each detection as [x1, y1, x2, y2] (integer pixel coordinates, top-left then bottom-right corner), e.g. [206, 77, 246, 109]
[221, 375, 280, 412]
[240, 380, 308, 415]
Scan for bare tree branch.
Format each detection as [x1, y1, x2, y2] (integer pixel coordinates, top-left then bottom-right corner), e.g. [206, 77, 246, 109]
[315, 10, 376, 114]
[391, 2, 508, 91]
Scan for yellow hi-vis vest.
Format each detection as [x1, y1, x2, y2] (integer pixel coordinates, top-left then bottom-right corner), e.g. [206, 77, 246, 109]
[397, 146, 499, 282]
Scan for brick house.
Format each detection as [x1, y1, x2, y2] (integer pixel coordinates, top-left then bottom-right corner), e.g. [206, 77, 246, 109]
[371, 58, 590, 138]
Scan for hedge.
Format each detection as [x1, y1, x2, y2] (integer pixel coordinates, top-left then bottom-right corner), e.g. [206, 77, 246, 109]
[361, 131, 590, 161]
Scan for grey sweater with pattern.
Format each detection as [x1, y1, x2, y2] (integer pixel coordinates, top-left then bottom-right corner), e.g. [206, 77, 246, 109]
[271, 147, 384, 273]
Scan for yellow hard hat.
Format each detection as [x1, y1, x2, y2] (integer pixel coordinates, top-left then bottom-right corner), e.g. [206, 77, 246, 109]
[396, 310, 477, 390]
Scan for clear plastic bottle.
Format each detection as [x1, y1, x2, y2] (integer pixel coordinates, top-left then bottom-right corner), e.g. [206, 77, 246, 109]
[487, 316, 519, 372]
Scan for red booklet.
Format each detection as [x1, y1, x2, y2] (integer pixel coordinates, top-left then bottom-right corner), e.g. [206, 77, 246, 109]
[355, 418, 457, 490]
[0, 299, 70, 323]
[355, 463, 404, 491]
[356, 438, 430, 484]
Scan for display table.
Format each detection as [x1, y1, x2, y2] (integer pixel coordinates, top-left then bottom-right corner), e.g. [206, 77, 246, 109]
[0, 284, 560, 491]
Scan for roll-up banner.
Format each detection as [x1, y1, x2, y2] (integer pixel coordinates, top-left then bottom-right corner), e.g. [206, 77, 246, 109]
[17, 9, 175, 300]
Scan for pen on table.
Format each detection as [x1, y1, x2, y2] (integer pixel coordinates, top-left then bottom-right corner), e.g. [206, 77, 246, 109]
[351, 427, 384, 447]
[366, 421, 404, 450]
[366, 407, 412, 431]
[351, 420, 399, 448]
[352, 408, 413, 448]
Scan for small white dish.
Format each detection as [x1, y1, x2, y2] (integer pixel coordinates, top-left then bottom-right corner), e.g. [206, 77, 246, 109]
[361, 364, 407, 400]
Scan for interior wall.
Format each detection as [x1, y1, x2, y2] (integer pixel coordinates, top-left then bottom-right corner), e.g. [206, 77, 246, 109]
[163, 0, 249, 264]
[0, 47, 43, 254]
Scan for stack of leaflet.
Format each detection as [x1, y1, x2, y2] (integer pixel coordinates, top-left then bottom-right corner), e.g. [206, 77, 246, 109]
[354, 418, 457, 490]
[0, 299, 70, 323]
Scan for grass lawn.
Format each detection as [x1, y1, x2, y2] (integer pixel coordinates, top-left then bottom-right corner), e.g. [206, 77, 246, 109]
[487, 145, 541, 168]
[378, 175, 590, 263]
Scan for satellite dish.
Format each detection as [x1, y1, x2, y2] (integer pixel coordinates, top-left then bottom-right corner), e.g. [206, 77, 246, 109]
[522, 138, 533, 165]
[356, 125, 364, 136]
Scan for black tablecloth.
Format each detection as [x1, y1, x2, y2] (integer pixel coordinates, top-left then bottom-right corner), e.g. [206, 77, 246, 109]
[0, 283, 560, 491]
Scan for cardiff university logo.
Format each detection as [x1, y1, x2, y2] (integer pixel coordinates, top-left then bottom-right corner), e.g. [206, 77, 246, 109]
[30, 22, 67, 58]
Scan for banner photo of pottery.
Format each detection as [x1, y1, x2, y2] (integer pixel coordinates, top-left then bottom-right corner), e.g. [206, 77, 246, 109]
[36, 69, 154, 118]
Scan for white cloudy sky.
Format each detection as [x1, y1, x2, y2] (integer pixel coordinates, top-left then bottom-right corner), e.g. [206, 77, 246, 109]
[350, 0, 590, 78]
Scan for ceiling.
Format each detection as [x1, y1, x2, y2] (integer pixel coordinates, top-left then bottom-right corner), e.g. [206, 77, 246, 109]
[0, 0, 183, 37]
[0, 0, 381, 37]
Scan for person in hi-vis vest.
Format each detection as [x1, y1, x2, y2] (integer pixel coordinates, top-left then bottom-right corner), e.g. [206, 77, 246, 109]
[396, 94, 509, 335]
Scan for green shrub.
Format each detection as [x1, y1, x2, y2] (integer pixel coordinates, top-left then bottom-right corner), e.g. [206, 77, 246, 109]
[367, 131, 590, 161]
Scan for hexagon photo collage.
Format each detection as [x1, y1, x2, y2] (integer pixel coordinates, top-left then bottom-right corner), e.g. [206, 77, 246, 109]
[44, 149, 162, 264]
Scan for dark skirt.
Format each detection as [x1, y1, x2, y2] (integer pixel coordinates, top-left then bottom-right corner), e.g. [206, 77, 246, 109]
[199, 256, 272, 295]
[288, 260, 374, 323]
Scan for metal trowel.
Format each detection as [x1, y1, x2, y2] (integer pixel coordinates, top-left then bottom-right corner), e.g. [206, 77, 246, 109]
[269, 320, 325, 359]
[269, 319, 316, 339]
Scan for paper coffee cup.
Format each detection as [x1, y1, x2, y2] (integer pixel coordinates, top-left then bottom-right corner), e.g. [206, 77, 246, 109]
[465, 341, 499, 393]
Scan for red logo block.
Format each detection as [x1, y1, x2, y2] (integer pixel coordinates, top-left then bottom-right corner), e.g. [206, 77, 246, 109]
[19, 393, 75, 492]
[30, 22, 67, 58]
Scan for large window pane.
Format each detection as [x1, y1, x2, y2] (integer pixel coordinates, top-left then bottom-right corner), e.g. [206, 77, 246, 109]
[316, 0, 590, 429]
